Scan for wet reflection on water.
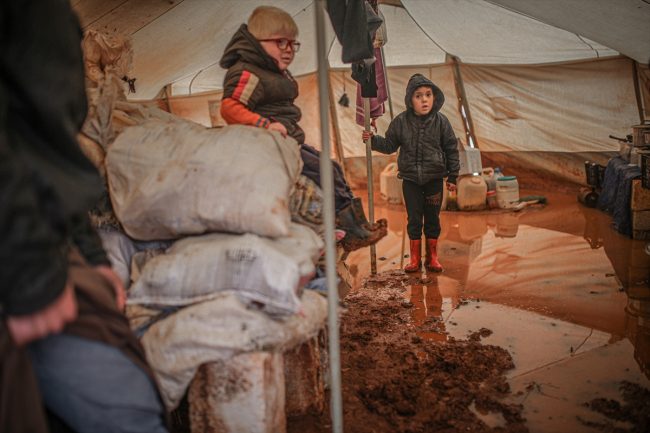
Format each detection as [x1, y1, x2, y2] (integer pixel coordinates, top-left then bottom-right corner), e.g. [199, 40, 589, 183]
[347, 189, 650, 432]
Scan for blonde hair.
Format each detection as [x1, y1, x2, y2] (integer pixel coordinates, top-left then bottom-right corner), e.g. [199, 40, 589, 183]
[248, 6, 298, 39]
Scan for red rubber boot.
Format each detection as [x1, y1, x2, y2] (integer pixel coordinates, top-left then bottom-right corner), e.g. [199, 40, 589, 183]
[425, 239, 443, 272]
[404, 239, 422, 273]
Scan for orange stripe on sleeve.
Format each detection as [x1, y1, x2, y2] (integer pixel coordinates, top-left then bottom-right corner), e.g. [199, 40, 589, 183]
[221, 98, 269, 128]
[231, 71, 259, 106]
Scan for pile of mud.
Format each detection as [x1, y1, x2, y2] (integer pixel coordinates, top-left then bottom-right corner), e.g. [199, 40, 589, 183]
[581, 381, 650, 432]
[289, 270, 527, 432]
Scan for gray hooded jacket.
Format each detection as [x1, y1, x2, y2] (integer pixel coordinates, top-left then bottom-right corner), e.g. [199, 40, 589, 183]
[371, 74, 460, 185]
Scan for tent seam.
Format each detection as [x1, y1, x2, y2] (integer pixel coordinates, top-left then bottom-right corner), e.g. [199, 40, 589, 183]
[395, 3, 451, 57]
[131, 0, 187, 36]
[82, 0, 130, 30]
[576, 35, 600, 58]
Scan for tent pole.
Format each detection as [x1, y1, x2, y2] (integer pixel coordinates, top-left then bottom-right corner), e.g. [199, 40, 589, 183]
[315, 2, 343, 432]
[452, 56, 478, 148]
[327, 62, 348, 179]
[364, 97, 378, 275]
[632, 59, 645, 123]
[164, 85, 173, 114]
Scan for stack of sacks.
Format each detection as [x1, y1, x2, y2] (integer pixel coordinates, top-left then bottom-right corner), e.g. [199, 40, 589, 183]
[105, 120, 323, 315]
[78, 32, 330, 408]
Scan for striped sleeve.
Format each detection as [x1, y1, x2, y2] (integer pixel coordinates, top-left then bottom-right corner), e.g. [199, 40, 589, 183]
[230, 71, 259, 107]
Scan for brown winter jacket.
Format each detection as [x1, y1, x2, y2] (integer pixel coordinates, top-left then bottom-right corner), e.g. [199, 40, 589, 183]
[220, 24, 305, 143]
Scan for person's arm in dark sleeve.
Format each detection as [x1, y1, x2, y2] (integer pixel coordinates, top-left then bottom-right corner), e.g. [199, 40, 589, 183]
[0, 83, 68, 317]
[370, 120, 401, 155]
[69, 213, 110, 267]
[439, 114, 460, 185]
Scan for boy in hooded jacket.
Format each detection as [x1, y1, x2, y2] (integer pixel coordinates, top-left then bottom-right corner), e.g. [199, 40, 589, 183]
[219, 6, 386, 252]
[363, 74, 460, 272]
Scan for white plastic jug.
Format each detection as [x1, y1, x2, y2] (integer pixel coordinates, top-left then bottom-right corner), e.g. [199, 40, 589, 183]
[380, 163, 404, 204]
[457, 175, 487, 211]
[484, 167, 504, 191]
[496, 176, 519, 209]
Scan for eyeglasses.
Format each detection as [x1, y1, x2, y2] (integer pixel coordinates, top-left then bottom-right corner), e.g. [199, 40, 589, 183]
[258, 38, 301, 52]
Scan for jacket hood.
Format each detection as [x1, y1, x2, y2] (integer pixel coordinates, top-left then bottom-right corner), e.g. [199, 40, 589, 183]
[220, 24, 281, 72]
[404, 73, 445, 117]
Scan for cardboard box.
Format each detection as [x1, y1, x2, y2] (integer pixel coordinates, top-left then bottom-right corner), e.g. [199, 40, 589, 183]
[631, 179, 650, 211]
[632, 210, 650, 239]
[458, 143, 482, 175]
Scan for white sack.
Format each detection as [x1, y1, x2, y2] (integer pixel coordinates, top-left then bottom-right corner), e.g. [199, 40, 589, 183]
[127, 290, 328, 410]
[106, 122, 303, 240]
[127, 223, 323, 316]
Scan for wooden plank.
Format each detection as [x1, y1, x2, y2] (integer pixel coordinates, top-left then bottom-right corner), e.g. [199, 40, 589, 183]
[72, 0, 127, 29]
[79, 0, 184, 38]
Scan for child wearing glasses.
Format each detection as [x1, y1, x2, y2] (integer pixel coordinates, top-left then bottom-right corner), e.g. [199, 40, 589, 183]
[220, 6, 386, 251]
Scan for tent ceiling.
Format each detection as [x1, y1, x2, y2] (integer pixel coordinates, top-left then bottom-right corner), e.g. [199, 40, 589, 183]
[71, 0, 645, 100]
[486, 0, 650, 65]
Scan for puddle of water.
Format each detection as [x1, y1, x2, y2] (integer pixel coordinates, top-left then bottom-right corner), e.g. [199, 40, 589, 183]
[347, 189, 650, 430]
[407, 281, 448, 342]
[468, 401, 507, 429]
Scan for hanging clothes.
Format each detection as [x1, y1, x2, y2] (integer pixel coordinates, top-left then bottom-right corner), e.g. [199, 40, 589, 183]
[327, 0, 381, 64]
[356, 47, 388, 126]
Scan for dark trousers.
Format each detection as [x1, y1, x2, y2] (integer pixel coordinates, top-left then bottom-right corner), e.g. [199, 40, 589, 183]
[402, 178, 444, 240]
[300, 143, 353, 213]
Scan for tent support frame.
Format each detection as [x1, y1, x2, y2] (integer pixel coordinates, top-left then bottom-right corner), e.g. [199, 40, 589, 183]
[327, 61, 348, 179]
[315, 1, 344, 432]
[451, 56, 478, 148]
[364, 97, 378, 275]
[632, 59, 646, 123]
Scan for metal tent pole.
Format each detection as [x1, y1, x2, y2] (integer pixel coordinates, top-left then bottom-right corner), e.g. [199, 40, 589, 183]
[364, 98, 377, 275]
[315, 1, 343, 432]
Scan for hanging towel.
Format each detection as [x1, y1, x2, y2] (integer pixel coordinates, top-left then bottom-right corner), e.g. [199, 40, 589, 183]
[356, 47, 388, 126]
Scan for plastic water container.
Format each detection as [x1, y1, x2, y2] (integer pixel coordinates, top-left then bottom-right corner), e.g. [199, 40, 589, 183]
[457, 175, 488, 211]
[380, 163, 404, 204]
[496, 213, 520, 237]
[484, 167, 504, 192]
[496, 176, 519, 209]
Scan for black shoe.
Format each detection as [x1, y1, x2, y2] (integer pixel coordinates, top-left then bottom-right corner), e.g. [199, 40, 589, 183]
[352, 197, 387, 231]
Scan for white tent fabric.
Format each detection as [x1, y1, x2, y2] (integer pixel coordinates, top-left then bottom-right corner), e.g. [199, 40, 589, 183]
[72, 0, 648, 100]
[486, 0, 650, 64]
[400, 0, 618, 65]
[461, 57, 638, 154]
[72, 0, 648, 187]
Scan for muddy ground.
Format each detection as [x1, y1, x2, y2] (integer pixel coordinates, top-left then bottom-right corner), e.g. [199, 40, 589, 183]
[288, 270, 528, 433]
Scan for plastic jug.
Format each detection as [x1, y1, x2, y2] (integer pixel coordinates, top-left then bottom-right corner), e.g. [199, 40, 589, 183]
[484, 167, 504, 192]
[496, 176, 519, 209]
[380, 163, 404, 204]
[457, 175, 488, 211]
[481, 167, 494, 189]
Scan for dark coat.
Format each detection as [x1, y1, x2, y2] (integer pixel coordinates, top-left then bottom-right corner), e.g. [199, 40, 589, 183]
[0, 0, 108, 317]
[371, 74, 460, 185]
[220, 25, 305, 143]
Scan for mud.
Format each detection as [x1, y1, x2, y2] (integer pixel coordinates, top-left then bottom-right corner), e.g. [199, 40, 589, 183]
[581, 381, 650, 432]
[288, 271, 527, 433]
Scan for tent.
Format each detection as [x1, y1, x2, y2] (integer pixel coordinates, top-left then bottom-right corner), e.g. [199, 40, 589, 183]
[71, 0, 650, 188]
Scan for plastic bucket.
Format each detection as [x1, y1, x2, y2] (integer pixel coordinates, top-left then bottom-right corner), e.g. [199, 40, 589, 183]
[496, 176, 519, 209]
